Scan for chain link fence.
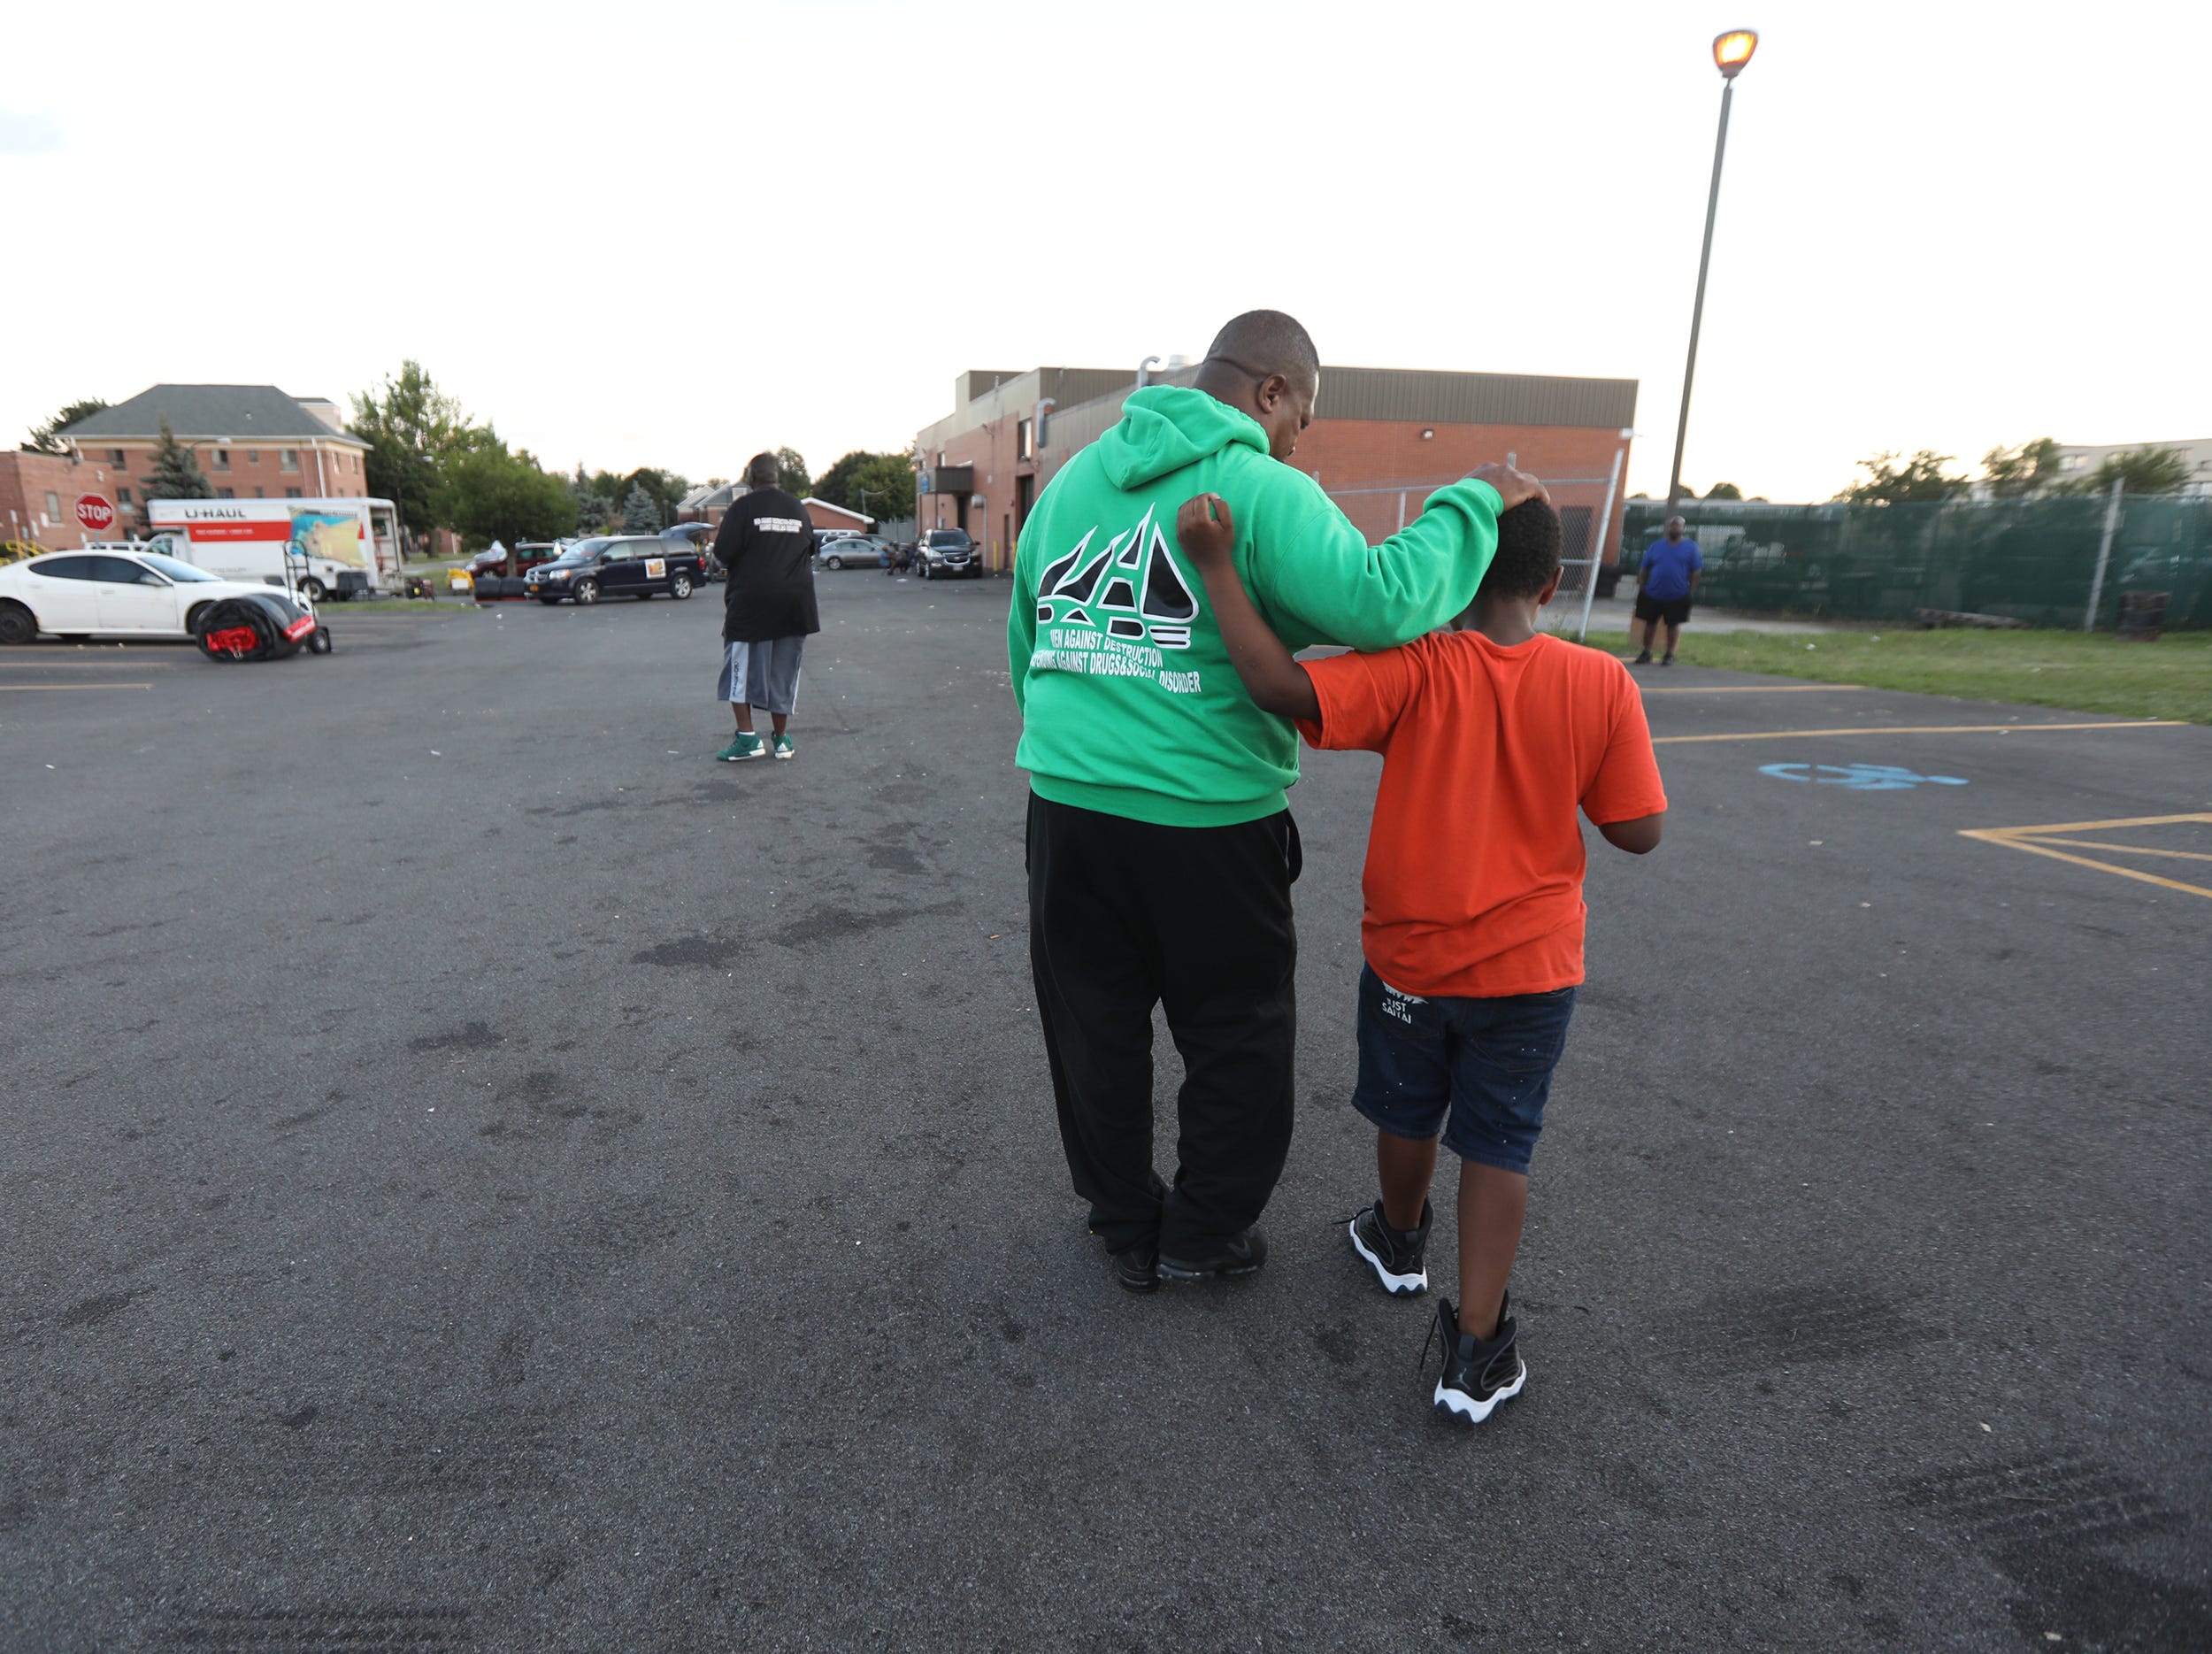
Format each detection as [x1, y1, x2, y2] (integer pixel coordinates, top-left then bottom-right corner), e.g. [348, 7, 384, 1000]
[1617, 496, 2211, 630]
[1324, 469, 1625, 639]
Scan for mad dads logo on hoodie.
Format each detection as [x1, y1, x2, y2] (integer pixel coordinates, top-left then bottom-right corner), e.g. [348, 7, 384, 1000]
[1028, 504, 1205, 695]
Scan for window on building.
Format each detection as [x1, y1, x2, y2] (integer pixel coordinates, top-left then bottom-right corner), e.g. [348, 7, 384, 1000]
[118, 488, 134, 504]
[109, 448, 126, 466]
[1018, 419, 1033, 461]
[248, 450, 259, 464]
[285, 488, 302, 499]
[213, 450, 230, 471]
[281, 450, 299, 472]
[217, 488, 235, 500]
[45, 490, 60, 519]
[253, 487, 265, 498]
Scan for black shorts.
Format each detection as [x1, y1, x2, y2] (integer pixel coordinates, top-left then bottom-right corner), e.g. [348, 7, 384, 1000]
[1349, 965, 1577, 1175]
[1634, 592, 1693, 626]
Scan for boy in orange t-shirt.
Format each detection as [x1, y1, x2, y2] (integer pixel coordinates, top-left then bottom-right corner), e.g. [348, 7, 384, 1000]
[1175, 489, 1667, 1424]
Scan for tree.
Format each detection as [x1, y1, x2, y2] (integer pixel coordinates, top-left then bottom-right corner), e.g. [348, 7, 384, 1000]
[24, 398, 109, 454]
[349, 362, 486, 534]
[2064, 444, 2192, 496]
[444, 446, 578, 554]
[1702, 481, 1743, 501]
[569, 467, 612, 534]
[1836, 450, 1963, 504]
[1980, 437, 2062, 499]
[813, 450, 918, 525]
[619, 466, 689, 520]
[139, 416, 213, 512]
[620, 484, 664, 532]
[774, 447, 811, 497]
[350, 360, 469, 458]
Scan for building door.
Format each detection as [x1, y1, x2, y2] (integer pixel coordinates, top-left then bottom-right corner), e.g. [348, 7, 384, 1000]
[1015, 473, 1034, 545]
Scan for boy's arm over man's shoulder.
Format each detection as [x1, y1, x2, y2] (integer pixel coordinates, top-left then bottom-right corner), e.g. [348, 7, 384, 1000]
[1579, 655, 1668, 852]
[1173, 490, 1433, 745]
[1241, 463, 1545, 652]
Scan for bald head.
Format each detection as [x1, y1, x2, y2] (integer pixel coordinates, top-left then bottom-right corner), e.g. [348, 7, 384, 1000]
[1193, 310, 1321, 463]
[747, 452, 780, 489]
[1202, 310, 1319, 388]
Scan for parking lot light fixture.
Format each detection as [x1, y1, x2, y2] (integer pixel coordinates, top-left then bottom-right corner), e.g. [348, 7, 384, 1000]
[1664, 27, 1762, 519]
[1714, 29, 1758, 78]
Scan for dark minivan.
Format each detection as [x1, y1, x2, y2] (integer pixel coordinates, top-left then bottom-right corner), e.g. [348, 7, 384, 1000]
[525, 536, 706, 605]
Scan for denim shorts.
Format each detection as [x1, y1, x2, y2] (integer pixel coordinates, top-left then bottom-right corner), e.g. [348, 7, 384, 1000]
[1350, 964, 1577, 1175]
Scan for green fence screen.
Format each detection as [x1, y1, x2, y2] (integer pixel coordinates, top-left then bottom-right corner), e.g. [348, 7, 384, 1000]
[1618, 498, 2211, 629]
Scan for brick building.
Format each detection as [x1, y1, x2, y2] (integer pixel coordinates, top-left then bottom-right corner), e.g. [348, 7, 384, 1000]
[0, 449, 136, 550]
[57, 386, 373, 535]
[915, 362, 1639, 575]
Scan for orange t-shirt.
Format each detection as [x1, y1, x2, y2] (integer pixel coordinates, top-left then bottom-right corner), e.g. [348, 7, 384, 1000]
[1299, 630, 1666, 998]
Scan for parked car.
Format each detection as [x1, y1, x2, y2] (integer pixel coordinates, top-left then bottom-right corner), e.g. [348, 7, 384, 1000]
[465, 542, 562, 580]
[523, 536, 705, 605]
[0, 549, 316, 644]
[914, 527, 979, 580]
[818, 535, 891, 571]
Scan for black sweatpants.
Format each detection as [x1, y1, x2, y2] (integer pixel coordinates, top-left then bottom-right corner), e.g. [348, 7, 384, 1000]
[1025, 792, 1301, 1256]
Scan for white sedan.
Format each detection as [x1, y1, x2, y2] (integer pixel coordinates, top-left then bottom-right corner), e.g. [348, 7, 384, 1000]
[0, 549, 307, 644]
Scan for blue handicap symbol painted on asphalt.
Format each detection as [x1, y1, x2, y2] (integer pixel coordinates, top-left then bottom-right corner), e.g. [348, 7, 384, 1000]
[1757, 762, 1970, 791]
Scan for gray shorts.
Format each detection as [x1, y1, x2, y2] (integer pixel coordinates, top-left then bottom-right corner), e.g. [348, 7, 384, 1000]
[716, 636, 804, 714]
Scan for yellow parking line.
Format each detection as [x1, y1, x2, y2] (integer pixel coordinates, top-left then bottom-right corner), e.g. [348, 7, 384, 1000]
[2011, 837, 2212, 864]
[1968, 812, 2209, 834]
[1960, 814, 2212, 903]
[1960, 833, 2212, 902]
[1652, 721, 2185, 745]
[1638, 683, 1865, 694]
[0, 681, 153, 691]
[0, 658, 178, 668]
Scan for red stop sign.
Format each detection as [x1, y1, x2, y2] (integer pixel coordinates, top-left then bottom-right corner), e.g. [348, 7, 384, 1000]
[75, 494, 116, 534]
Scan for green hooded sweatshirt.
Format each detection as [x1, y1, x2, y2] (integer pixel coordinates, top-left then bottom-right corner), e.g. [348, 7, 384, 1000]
[1009, 384, 1502, 827]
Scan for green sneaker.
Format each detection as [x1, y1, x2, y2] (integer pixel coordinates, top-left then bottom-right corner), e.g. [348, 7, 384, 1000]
[716, 733, 765, 762]
[772, 733, 796, 760]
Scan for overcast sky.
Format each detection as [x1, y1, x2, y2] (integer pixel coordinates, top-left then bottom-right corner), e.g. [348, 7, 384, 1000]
[5, 0, 2205, 502]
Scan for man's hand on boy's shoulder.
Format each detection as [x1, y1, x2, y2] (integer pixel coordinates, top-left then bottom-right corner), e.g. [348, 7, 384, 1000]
[1176, 493, 1237, 571]
[1466, 463, 1549, 512]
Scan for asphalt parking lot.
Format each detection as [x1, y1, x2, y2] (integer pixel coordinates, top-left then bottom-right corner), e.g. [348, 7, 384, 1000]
[4, 577, 2208, 1652]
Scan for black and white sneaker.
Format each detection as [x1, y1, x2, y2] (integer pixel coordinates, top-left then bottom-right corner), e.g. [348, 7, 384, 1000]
[1424, 1295, 1526, 1426]
[1157, 1228, 1268, 1281]
[1348, 1197, 1432, 1296]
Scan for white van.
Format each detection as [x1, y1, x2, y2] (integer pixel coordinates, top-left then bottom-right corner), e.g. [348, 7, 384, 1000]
[148, 496, 403, 599]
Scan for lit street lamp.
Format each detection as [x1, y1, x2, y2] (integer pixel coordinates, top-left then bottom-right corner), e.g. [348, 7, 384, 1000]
[1664, 28, 1760, 520]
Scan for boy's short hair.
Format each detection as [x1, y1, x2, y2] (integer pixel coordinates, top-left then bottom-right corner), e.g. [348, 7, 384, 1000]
[1477, 499, 1563, 600]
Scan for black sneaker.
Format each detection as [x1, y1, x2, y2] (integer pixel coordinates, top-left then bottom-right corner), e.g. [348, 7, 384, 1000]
[1111, 1242, 1158, 1295]
[1157, 1228, 1268, 1281]
[1424, 1295, 1526, 1425]
[1632, 650, 1653, 665]
[1660, 652, 1676, 666]
[1348, 1198, 1432, 1296]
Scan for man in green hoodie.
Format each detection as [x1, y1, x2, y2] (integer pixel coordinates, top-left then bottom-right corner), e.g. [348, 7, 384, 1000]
[1010, 310, 1546, 1293]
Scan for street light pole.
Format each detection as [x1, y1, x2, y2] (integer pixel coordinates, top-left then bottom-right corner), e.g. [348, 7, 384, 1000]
[1665, 29, 1759, 521]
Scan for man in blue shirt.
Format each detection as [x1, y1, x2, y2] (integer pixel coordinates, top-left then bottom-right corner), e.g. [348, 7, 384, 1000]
[1632, 515, 1702, 665]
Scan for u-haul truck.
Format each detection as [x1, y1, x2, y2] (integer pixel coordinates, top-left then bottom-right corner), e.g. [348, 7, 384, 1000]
[148, 496, 403, 599]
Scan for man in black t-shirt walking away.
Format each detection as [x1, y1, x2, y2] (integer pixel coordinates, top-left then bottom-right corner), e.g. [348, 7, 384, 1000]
[712, 452, 819, 761]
